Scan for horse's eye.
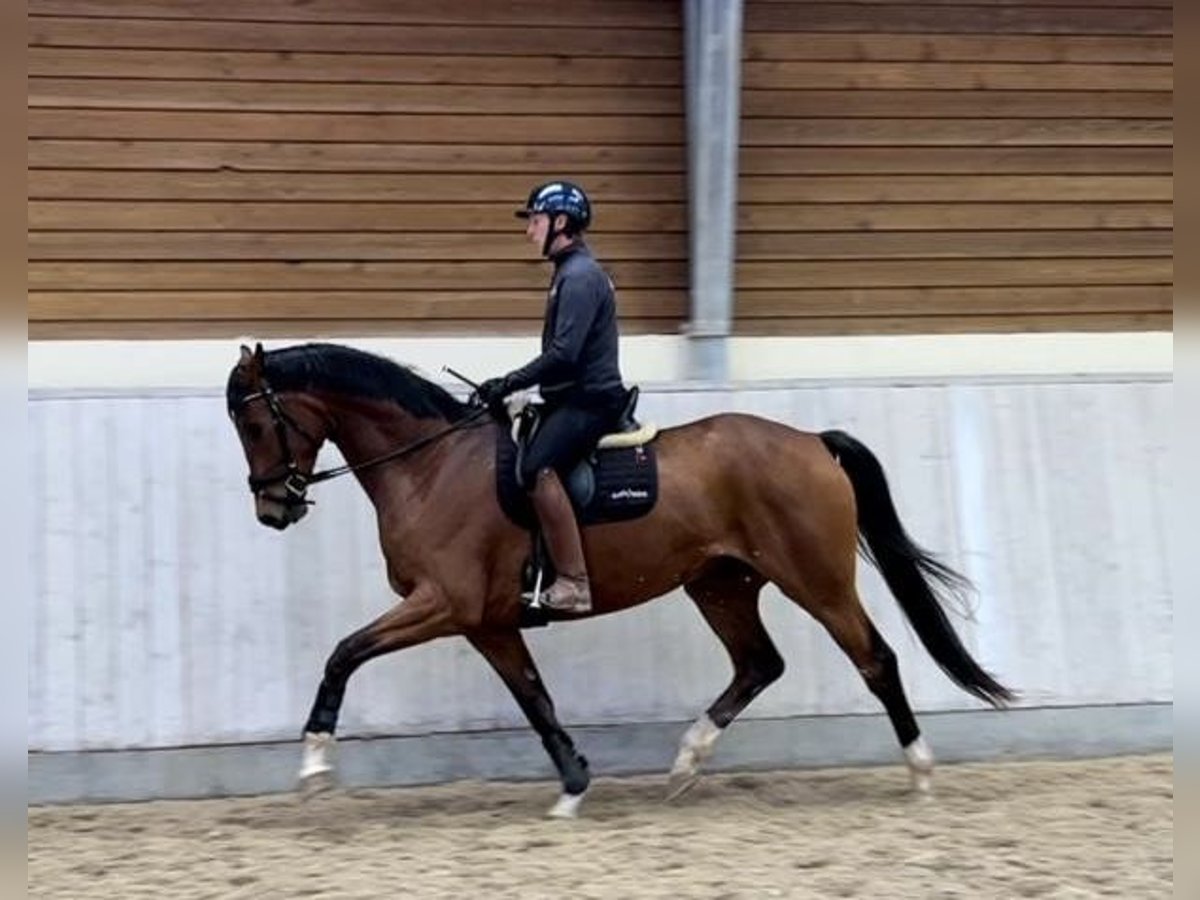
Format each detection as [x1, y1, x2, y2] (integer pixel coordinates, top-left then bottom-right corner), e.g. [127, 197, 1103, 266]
[244, 422, 264, 443]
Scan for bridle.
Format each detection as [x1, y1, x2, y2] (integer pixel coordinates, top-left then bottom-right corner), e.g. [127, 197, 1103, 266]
[234, 378, 491, 510]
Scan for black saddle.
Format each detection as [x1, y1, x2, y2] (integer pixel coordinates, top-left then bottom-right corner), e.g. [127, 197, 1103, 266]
[495, 387, 659, 529]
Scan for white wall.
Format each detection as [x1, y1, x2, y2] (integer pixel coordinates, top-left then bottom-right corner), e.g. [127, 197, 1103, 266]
[27, 374, 1172, 753]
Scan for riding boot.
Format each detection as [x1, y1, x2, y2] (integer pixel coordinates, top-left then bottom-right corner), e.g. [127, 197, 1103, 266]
[530, 468, 593, 614]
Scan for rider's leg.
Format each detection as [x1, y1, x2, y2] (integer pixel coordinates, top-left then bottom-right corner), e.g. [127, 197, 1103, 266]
[519, 404, 609, 614]
[529, 467, 592, 613]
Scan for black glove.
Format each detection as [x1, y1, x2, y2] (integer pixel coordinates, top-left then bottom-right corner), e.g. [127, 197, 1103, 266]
[474, 376, 512, 413]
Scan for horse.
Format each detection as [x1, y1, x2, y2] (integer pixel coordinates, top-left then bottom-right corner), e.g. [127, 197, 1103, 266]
[225, 341, 1012, 818]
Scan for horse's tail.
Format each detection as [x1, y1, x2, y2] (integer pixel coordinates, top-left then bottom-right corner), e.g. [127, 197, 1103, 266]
[819, 429, 1014, 708]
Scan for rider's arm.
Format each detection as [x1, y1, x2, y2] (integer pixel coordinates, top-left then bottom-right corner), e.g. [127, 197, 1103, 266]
[502, 268, 608, 392]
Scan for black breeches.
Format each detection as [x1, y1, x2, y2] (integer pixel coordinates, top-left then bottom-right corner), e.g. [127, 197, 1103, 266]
[520, 403, 615, 486]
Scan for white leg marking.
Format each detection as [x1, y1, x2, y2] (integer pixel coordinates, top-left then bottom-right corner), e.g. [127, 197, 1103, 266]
[666, 715, 724, 800]
[671, 714, 724, 775]
[904, 735, 935, 795]
[299, 731, 335, 781]
[547, 790, 586, 819]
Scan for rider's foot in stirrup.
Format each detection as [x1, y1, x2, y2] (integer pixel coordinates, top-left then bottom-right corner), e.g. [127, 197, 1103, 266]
[539, 575, 592, 614]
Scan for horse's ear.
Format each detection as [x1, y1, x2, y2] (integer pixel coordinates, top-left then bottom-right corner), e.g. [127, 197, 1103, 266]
[253, 342, 266, 366]
[239, 344, 253, 367]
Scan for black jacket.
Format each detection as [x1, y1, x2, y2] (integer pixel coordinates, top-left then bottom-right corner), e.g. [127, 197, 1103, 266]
[503, 242, 625, 407]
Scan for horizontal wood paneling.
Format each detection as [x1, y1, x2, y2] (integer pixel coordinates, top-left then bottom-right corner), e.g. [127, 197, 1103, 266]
[29, 261, 689, 291]
[29, 142, 1166, 175]
[29, 1, 1175, 339]
[29, 110, 686, 144]
[28, 230, 1168, 262]
[29, 0, 685, 338]
[28, 49, 685, 86]
[30, 17, 681, 56]
[31, 201, 1171, 233]
[736, 0, 1173, 334]
[743, 33, 1172, 63]
[743, 3, 1171, 34]
[31, 0, 680, 28]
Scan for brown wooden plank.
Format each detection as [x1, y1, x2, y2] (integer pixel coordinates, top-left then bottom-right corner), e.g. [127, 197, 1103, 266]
[733, 258, 1172, 289]
[30, 78, 683, 115]
[27, 48, 684, 86]
[736, 230, 1172, 260]
[742, 4, 1171, 35]
[740, 146, 1173, 175]
[29, 17, 681, 57]
[29, 201, 689, 232]
[28, 231, 688, 261]
[29, 109, 685, 144]
[28, 171, 688, 202]
[731, 311, 1171, 336]
[38, 109, 1166, 147]
[28, 140, 687, 173]
[31, 201, 1173, 233]
[738, 175, 1172, 203]
[742, 33, 1172, 63]
[29, 317, 688, 339]
[749, 1, 1171, 8]
[741, 89, 1170, 119]
[35, 258, 1166, 294]
[29, 289, 689, 320]
[27, 141, 1161, 176]
[29, 78, 1165, 119]
[738, 202, 1174, 232]
[742, 60, 1172, 91]
[30, 171, 1170, 205]
[28, 260, 689, 290]
[30, 0, 680, 29]
[740, 118, 1172, 146]
[735, 285, 1172, 317]
[29, 230, 1168, 262]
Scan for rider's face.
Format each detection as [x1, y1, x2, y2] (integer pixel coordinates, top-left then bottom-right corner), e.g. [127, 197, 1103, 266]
[525, 212, 550, 250]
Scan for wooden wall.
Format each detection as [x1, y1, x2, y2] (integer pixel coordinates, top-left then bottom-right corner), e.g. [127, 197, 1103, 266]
[28, 0, 687, 338]
[29, 1, 1174, 339]
[735, 0, 1173, 334]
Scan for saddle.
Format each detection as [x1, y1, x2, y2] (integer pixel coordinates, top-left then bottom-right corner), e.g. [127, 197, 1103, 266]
[494, 388, 660, 627]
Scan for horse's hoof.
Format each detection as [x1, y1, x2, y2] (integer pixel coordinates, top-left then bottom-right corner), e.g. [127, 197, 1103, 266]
[665, 770, 700, 802]
[298, 768, 337, 799]
[547, 791, 586, 819]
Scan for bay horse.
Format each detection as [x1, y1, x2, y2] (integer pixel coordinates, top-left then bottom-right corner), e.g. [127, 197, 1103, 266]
[226, 342, 1011, 817]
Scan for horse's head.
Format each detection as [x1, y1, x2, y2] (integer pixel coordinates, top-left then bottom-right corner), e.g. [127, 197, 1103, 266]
[226, 343, 328, 530]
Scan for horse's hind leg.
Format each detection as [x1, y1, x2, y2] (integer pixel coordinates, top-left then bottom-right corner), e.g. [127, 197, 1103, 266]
[804, 597, 934, 794]
[670, 558, 782, 799]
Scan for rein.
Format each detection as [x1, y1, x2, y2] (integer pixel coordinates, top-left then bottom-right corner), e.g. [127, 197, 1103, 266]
[307, 406, 491, 486]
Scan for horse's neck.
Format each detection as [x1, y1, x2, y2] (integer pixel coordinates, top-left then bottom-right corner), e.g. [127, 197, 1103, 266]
[324, 395, 460, 504]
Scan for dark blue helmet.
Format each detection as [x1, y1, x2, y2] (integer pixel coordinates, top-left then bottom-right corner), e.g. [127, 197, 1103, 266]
[515, 181, 592, 232]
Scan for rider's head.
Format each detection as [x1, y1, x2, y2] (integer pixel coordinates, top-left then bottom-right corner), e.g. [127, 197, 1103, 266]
[515, 181, 592, 258]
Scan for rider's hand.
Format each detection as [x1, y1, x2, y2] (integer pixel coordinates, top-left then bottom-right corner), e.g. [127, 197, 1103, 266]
[476, 377, 509, 404]
[475, 376, 512, 415]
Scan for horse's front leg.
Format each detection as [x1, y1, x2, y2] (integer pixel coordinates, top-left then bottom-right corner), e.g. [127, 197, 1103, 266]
[467, 629, 591, 818]
[299, 583, 455, 791]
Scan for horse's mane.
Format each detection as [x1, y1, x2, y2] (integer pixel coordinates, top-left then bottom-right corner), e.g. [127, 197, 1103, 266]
[227, 343, 469, 422]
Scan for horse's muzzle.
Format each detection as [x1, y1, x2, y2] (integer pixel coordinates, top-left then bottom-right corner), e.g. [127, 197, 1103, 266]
[255, 492, 309, 529]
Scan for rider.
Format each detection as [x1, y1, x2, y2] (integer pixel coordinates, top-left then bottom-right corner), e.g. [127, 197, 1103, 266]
[475, 181, 628, 614]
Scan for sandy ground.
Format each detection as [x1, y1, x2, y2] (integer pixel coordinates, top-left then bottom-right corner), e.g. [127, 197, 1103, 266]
[29, 753, 1171, 899]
